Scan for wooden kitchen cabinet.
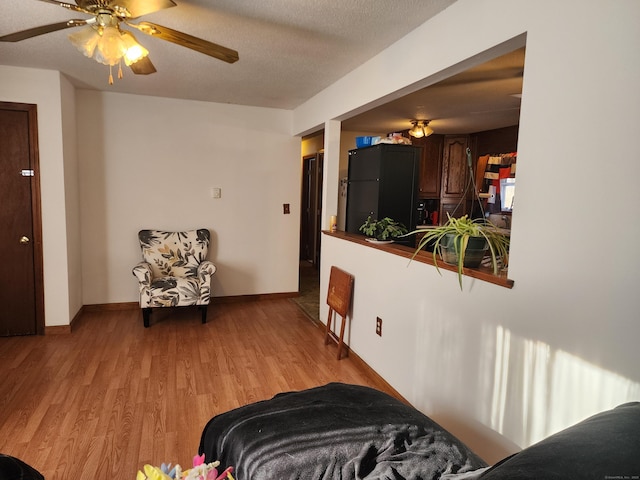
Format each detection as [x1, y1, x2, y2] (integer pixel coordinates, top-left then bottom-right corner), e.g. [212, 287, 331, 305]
[415, 134, 444, 198]
[439, 135, 471, 220]
[441, 135, 470, 198]
[411, 127, 517, 226]
[440, 199, 472, 221]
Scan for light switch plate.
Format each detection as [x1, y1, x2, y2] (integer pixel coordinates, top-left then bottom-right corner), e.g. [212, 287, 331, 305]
[211, 187, 221, 199]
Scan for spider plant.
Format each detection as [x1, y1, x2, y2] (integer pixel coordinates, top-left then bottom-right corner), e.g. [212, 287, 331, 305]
[411, 214, 510, 288]
[408, 147, 511, 288]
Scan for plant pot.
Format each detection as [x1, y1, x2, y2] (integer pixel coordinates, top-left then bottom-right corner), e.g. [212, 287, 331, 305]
[365, 238, 394, 244]
[439, 234, 488, 268]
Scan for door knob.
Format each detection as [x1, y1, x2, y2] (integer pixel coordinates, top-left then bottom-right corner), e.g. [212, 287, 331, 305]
[20, 236, 30, 245]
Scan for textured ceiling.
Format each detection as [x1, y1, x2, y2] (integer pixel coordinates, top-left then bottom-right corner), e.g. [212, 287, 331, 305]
[0, 0, 457, 109]
[1, 0, 525, 135]
[341, 47, 525, 135]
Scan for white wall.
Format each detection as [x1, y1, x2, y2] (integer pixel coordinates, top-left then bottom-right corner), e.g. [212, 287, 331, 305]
[301, 132, 323, 158]
[76, 90, 301, 304]
[295, 0, 640, 463]
[60, 75, 83, 319]
[0, 66, 78, 327]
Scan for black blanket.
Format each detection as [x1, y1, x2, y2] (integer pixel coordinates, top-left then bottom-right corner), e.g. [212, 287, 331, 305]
[198, 383, 487, 479]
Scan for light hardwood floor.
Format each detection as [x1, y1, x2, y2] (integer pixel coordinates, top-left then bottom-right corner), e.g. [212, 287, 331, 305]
[0, 298, 397, 479]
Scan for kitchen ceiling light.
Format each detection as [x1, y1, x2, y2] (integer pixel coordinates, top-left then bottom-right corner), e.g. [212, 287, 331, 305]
[409, 120, 433, 138]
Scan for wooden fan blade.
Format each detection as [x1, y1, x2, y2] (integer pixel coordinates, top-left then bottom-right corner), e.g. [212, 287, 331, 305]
[129, 56, 157, 75]
[36, 0, 91, 14]
[76, 0, 176, 18]
[134, 21, 239, 63]
[0, 19, 87, 42]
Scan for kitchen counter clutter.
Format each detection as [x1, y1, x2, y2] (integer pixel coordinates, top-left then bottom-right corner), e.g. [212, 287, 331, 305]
[323, 230, 514, 289]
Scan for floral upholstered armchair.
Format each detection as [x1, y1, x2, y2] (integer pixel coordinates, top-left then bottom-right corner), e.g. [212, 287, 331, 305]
[132, 229, 216, 327]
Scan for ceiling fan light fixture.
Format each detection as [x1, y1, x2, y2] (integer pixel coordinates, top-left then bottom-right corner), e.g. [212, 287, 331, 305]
[69, 23, 149, 83]
[121, 31, 149, 66]
[409, 120, 433, 138]
[68, 25, 100, 58]
[94, 25, 127, 66]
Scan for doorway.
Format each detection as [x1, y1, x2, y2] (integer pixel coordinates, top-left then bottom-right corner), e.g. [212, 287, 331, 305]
[296, 151, 323, 322]
[0, 102, 45, 336]
[300, 152, 323, 267]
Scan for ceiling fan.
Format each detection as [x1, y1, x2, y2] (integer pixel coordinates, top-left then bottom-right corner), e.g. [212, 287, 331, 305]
[0, 0, 239, 83]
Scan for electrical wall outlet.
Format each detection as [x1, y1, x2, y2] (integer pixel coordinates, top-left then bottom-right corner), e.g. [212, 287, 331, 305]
[376, 317, 382, 336]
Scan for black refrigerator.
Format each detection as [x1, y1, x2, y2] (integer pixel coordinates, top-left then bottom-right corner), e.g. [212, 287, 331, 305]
[345, 143, 420, 246]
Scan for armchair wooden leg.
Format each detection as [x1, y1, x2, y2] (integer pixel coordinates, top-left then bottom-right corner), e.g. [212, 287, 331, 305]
[143, 308, 151, 328]
[201, 305, 208, 324]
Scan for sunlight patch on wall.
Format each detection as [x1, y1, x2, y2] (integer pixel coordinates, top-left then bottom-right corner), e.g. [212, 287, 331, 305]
[489, 326, 640, 447]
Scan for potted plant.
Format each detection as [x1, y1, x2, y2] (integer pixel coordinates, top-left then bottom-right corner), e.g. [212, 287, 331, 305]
[407, 147, 511, 288]
[410, 214, 509, 289]
[359, 216, 408, 242]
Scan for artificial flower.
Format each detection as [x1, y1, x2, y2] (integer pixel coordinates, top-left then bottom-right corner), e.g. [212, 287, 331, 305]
[136, 456, 234, 480]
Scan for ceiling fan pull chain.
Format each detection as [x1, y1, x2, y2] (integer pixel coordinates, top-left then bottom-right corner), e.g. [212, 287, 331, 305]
[118, 61, 124, 80]
[109, 65, 114, 85]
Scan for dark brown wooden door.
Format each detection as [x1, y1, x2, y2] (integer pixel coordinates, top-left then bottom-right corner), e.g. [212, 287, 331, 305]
[0, 102, 44, 336]
[299, 153, 323, 266]
[416, 134, 443, 198]
[314, 153, 323, 266]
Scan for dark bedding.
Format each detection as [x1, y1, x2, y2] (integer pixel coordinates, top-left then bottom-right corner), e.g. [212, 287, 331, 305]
[0, 454, 44, 480]
[198, 383, 487, 480]
[479, 401, 640, 480]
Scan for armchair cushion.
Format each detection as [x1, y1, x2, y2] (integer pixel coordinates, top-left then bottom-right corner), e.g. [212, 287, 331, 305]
[149, 276, 201, 307]
[138, 229, 211, 279]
